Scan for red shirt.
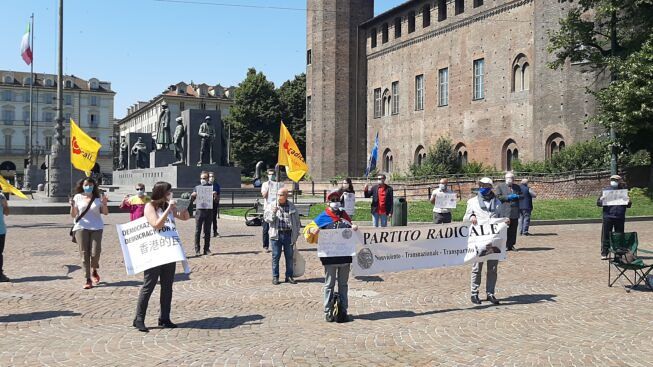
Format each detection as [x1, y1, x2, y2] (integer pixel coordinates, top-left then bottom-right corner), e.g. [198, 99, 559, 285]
[377, 185, 387, 215]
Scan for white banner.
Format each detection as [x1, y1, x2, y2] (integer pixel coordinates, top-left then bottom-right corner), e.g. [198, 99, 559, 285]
[353, 218, 508, 276]
[342, 192, 356, 216]
[195, 186, 213, 210]
[116, 216, 190, 275]
[435, 192, 457, 209]
[317, 228, 359, 257]
[267, 181, 281, 205]
[602, 189, 629, 206]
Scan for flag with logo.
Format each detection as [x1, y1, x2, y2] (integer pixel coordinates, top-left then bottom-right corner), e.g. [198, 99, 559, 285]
[0, 175, 28, 199]
[277, 122, 308, 182]
[20, 22, 32, 65]
[365, 132, 379, 177]
[70, 119, 101, 176]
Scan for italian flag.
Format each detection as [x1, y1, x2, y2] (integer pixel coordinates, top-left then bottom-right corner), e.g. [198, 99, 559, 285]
[21, 22, 32, 65]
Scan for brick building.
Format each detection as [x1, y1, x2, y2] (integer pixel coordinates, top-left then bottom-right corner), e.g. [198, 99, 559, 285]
[306, 0, 605, 179]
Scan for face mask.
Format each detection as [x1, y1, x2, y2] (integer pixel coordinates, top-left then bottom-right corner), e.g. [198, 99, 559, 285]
[270, 175, 276, 181]
[506, 178, 514, 184]
[83, 185, 93, 193]
[479, 187, 491, 196]
[209, 178, 215, 184]
[136, 189, 145, 196]
[610, 181, 619, 188]
[166, 192, 173, 201]
[200, 179, 208, 185]
[439, 184, 446, 190]
[329, 202, 341, 210]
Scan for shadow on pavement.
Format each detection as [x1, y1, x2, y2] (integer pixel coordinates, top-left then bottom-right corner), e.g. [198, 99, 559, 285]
[177, 314, 264, 329]
[0, 310, 81, 323]
[298, 248, 317, 252]
[219, 251, 260, 255]
[355, 294, 557, 321]
[11, 275, 71, 283]
[354, 276, 384, 282]
[63, 265, 82, 274]
[300, 277, 325, 283]
[103, 280, 142, 287]
[11, 223, 71, 229]
[527, 233, 558, 237]
[217, 234, 255, 238]
[515, 247, 555, 252]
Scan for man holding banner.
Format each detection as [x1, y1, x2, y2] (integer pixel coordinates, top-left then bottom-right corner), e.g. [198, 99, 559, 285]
[463, 177, 506, 305]
[430, 178, 456, 224]
[598, 174, 632, 259]
[305, 190, 358, 323]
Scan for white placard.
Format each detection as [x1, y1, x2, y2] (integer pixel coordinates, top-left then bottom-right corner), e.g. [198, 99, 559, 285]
[342, 192, 356, 216]
[267, 181, 281, 205]
[116, 215, 190, 275]
[602, 189, 629, 206]
[353, 218, 507, 276]
[195, 186, 213, 210]
[317, 228, 359, 258]
[435, 192, 457, 209]
[175, 198, 191, 213]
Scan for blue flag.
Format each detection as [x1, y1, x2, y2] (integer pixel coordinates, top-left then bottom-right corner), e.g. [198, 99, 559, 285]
[365, 132, 379, 177]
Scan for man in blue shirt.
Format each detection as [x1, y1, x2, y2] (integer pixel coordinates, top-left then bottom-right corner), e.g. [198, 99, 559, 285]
[209, 172, 221, 237]
[518, 178, 537, 236]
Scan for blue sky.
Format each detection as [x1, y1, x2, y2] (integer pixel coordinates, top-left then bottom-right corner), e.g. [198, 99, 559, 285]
[1, 0, 404, 118]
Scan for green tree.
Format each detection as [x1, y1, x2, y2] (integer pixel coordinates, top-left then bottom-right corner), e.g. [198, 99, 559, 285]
[278, 73, 306, 154]
[548, 0, 653, 187]
[225, 68, 282, 175]
[410, 137, 458, 177]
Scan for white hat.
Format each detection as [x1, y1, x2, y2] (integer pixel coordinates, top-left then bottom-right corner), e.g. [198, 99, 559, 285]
[480, 177, 493, 185]
[610, 174, 622, 180]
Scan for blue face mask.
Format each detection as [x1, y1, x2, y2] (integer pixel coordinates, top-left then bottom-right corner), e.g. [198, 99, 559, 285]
[479, 187, 491, 196]
[83, 185, 93, 193]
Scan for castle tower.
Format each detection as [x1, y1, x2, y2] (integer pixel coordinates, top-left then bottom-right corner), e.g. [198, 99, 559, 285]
[306, 0, 374, 180]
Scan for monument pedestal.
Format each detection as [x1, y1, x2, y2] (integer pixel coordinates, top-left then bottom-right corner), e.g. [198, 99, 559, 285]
[113, 165, 241, 189]
[150, 149, 175, 168]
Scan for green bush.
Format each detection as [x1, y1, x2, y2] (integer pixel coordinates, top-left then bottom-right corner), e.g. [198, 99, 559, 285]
[409, 137, 458, 177]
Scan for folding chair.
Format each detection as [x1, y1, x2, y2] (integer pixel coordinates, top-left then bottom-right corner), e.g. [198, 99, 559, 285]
[608, 232, 653, 292]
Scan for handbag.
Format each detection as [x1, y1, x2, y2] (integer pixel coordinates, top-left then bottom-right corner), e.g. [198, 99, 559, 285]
[292, 244, 305, 277]
[69, 195, 95, 243]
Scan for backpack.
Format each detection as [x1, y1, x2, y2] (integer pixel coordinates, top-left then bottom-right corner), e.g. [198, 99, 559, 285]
[245, 217, 262, 227]
[330, 293, 347, 323]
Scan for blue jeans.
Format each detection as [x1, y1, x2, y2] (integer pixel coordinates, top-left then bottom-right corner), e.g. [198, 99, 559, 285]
[324, 264, 350, 314]
[372, 213, 388, 227]
[519, 209, 532, 234]
[271, 231, 293, 278]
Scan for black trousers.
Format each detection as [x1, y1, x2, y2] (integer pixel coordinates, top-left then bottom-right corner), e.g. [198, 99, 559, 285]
[194, 209, 212, 252]
[507, 218, 519, 249]
[262, 221, 270, 249]
[211, 203, 219, 235]
[0, 234, 5, 274]
[601, 217, 625, 256]
[135, 262, 176, 322]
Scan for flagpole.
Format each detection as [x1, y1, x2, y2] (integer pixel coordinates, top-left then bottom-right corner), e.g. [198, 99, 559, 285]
[29, 14, 34, 166]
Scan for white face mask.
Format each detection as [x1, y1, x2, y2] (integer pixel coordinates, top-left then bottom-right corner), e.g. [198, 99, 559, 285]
[200, 179, 208, 185]
[329, 202, 341, 210]
[136, 189, 145, 196]
[610, 181, 619, 188]
[166, 192, 173, 202]
[439, 184, 446, 190]
[209, 177, 215, 184]
[506, 178, 514, 185]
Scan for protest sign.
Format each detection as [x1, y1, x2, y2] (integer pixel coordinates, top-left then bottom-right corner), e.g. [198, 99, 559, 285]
[435, 192, 457, 209]
[116, 216, 190, 275]
[175, 198, 191, 213]
[267, 181, 281, 205]
[602, 189, 629, 206]
[195, 185, 213, 210]
[352, 218, 507, 276]
[317, 228, 359, 258]
[342, 192, 356, 216]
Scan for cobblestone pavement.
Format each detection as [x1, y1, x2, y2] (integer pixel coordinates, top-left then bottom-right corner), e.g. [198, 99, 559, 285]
[0, 213, 652, 367]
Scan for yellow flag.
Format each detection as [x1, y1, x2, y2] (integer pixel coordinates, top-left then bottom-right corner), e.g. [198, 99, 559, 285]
[70, 118, 101, 174]
[0, 175, 28, 199]
[277, 122, 308, 182]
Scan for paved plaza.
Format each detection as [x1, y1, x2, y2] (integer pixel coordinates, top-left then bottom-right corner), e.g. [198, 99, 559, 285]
[0, 213, 652, 366]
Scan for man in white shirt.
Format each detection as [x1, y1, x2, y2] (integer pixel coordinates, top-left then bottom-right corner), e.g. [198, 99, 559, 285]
[260, 168, 284, 253]
[429, 178, 455, 224]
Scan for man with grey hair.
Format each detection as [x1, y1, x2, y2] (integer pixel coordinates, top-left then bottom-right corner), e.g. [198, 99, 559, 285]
[264, 187, 300, 285]
[495, 171, 523, 251]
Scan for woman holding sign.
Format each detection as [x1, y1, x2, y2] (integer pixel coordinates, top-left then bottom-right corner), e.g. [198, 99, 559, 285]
[133, 181, 190, 333]
[463, 177, 505, 306]
[69, 178, 108, 290]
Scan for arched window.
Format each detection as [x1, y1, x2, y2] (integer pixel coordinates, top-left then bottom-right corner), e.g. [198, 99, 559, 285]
[502, 139, 518, 171]
[65, 80, 73, 88]
[23, 77, 32, 86]
[455, 142, 468, 167]
[383, 148, 394, 173]
[414, 145, 426, 166]
[2, 76, 12, 84]
[545, 133, 565, 159]
[44, 78, 53, 87]
[511, 54, 529, 92]
[382, 89, 391, 117]
[522, 63, 530, 90]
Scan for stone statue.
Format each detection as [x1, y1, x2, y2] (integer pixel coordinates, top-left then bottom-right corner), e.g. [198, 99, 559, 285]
[118, 137, 128, 170]
[197, 116, 216, 166]
[131, 137, 148, 169]
[155, 101, 171, 150]
[173, 116, 186, 165]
